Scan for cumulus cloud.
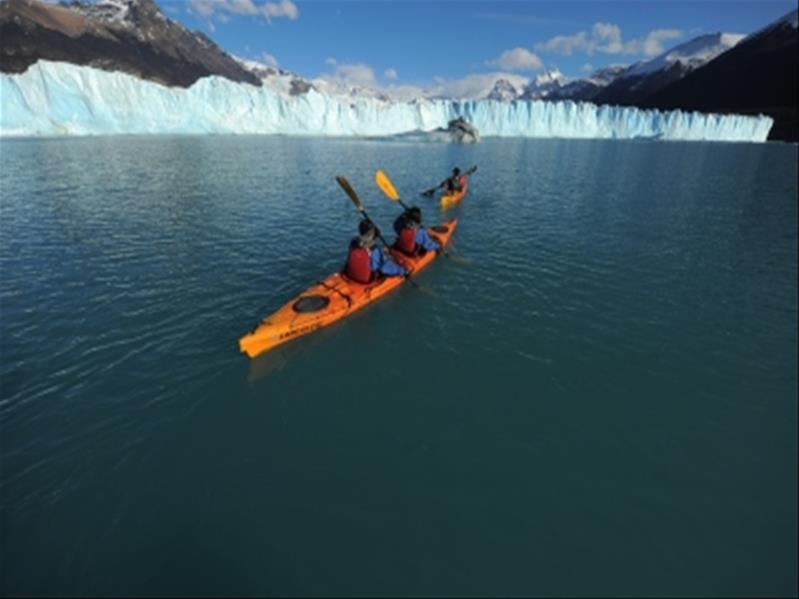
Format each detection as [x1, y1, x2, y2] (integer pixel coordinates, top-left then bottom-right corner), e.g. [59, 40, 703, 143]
[536, 30, 589, 56]
[637, 29, 684, 56]
[581, 63, 594, 73]
[188, 0, 216, 18]
[187, 0, 299, 23]
[320, 62, 378, 87]
[488, 47, 543, 71]
[428, 72, 530, 100]
[536, 22, 683, 57]
[315, 62, 429, 101]
[229, 0, 258, 16]
[263, 0, 299, 20]
[260, 53, 279, 68]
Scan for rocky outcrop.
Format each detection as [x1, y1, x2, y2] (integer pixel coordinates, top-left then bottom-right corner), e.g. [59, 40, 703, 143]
[440, 117, 480, 144]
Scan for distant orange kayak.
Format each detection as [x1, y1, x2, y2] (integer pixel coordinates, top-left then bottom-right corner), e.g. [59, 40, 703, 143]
[239, 219, 458, 358]
[440, 178, 469, 209]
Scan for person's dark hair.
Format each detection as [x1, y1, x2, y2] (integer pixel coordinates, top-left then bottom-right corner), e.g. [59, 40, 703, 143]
[452, 167, 461, 176]
[407, 206, 422, 224]
[358, 219, 375, 236]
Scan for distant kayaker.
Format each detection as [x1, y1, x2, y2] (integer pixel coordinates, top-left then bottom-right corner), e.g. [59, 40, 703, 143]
[422, 167, 469, 198]
[345, 219, 407, 284]
[441, 167, 466, 193]
[393, 206, 441, 257]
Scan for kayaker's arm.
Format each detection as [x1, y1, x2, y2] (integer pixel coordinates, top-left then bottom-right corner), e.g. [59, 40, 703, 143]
[416, 228, 441, 252]
[371, 247, 407, 277]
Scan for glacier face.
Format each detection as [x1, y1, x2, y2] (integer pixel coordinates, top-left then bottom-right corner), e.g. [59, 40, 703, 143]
[0, 61, 773, 142]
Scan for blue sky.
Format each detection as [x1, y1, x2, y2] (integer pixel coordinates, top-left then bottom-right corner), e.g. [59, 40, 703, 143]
[159, 1, 796, 93]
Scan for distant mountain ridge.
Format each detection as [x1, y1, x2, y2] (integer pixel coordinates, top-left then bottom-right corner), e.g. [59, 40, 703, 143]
[590, 32, 744, 106]
[641, 9, 798, 141]
[519, 69, 566, 99]
[0, 0, 260, 87]
[1, 0, 796, 140]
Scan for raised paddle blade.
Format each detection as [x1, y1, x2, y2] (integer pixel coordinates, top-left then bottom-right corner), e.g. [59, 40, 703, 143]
[375, 170, 400, 201]
[466, 165, 478, 176]
[336, 175, 364, 212]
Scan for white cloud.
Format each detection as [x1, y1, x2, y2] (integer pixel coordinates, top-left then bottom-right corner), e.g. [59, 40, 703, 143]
[535, 30, 588, 56]
[581, 63, 594, 73]
[260, 53, 279, 68]
[315, 62, 427, 101]
[187, 0, 299, 22]
[230, 0, 258, 16]
[536, 22, 683, 57]
[263, 0, 299, 20]
[592, 22, 624, 53]
[320, 63, 378, 87]
[188, 0, 216, 18]
[428, 72, 530, 100]
[639, 29, 684, 56]
[488, 47, 543, 71]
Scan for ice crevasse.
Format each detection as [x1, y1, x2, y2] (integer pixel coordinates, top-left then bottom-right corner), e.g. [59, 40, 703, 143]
[0, 61, 774, 142]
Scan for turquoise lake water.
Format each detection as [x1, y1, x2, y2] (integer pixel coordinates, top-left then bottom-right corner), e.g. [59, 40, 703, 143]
[1, 136, 797, 596]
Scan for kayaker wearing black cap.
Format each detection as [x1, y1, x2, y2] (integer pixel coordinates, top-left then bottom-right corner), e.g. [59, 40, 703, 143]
[345, 219, 407, 284]
[393, 206, 441, 257]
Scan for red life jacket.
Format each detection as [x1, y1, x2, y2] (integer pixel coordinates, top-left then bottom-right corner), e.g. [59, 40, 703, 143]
[396, 227, 417, 255]
[346, 246, 372, 283]
[458, 175, 467, 190]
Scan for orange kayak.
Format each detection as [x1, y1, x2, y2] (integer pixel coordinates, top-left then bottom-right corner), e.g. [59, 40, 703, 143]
[239, 219, 458, 358]
[440, 178, 469, 209]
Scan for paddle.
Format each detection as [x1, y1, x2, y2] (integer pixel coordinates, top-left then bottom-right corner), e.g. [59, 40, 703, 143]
[421, 164, 478, 197]
[375, 169, 469, 265]
[335, 175, 423, 290]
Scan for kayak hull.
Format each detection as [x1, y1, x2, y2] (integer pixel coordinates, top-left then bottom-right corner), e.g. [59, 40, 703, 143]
[440, 178, 468, 210]
[239, 219, 458, 358]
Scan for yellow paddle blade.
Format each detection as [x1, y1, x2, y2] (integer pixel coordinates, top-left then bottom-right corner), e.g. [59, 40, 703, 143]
[336, 175, 364, 212]
[375, 169, 400, 201]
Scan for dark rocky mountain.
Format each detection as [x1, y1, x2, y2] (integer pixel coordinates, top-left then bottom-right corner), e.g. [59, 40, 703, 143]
[0, 0, 260, 87]
[592, 33, 743, 106]
[547, 65, 628, 101]
[641, 10, 798, 141]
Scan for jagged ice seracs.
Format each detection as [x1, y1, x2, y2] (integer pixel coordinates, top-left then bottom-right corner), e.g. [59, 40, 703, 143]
[0, 61, 773, 142]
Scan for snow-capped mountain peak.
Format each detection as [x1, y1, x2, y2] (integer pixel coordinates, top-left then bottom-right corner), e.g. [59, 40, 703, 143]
[586, 64, 628, 86]
[519, 68, 566, 99]
[624, 32, 744, 78]
[486, 78, 519, 101]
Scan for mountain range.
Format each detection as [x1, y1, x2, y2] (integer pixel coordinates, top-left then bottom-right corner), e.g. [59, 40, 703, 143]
[1, 0, 796, 141]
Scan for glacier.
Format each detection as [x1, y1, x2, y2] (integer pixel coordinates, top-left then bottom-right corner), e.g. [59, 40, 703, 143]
[0, 61, 773, 142]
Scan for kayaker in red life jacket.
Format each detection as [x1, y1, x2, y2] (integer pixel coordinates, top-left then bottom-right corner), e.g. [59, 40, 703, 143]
[345, 219, 407, 284]
[392, 206, 441, 257]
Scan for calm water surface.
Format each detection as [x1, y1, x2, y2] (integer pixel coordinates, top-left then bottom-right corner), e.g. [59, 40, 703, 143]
[1, 136, 797, 596]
